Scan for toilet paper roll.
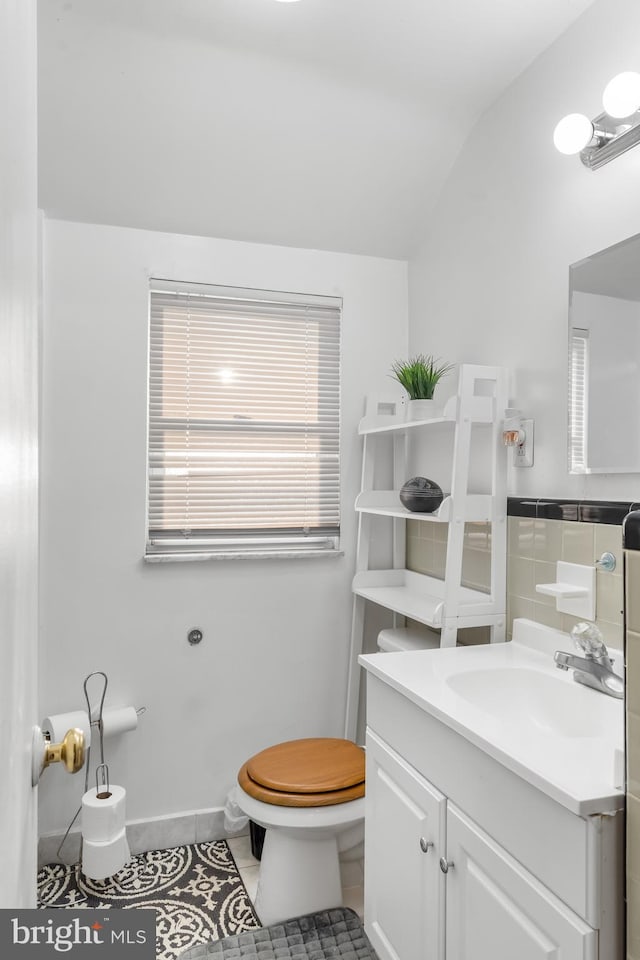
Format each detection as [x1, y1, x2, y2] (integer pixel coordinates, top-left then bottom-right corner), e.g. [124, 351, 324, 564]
[81, 784, 127, 843]
[92, 706, 139, 738]
[82, 827, 130, 881]
[42, 711, 91, 749]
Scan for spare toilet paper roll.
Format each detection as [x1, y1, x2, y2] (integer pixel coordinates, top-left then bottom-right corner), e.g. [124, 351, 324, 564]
[92, 706, 139, 738]
[81, 784, 127, 843]
[82, 827, 130, 881]
[42, 711, 91, 749]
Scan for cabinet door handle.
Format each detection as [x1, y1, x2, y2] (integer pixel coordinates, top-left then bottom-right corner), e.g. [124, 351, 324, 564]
[419, 837, 433, 853]
[439, 857, 454, 874]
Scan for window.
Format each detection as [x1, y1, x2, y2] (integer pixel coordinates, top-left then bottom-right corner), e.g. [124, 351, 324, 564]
[568, 326, 589, 473]
[146, 279, 341, 558]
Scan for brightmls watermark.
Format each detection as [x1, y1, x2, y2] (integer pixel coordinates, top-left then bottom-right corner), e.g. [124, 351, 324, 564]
[0, 911, 156, 957]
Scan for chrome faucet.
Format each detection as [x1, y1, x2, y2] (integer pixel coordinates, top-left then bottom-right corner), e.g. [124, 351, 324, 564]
[554, 623, 624, 699]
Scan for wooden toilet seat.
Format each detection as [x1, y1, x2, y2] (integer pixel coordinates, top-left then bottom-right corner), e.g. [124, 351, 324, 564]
[238, 738, 365, 808]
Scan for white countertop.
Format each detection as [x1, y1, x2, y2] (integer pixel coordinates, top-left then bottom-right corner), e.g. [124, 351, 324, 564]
[359, 618, 624, 816]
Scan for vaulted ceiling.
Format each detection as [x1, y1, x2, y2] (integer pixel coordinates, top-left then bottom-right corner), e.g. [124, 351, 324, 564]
[38, 0, 596, 258]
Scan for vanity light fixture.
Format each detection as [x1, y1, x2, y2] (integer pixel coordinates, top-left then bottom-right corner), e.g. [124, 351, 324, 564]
[602, 72, 640, 119]
[554, 71, 640, 169]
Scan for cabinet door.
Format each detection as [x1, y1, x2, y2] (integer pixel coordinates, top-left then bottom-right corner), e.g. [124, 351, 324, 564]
[365, 730, 446, 960]
[444, 805, 597, 960]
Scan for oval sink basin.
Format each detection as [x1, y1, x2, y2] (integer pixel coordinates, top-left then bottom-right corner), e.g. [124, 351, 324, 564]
[446, 667, 614, 738]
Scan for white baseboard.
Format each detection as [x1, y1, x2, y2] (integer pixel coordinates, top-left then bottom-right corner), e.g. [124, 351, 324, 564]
[38, 806, 247, 869]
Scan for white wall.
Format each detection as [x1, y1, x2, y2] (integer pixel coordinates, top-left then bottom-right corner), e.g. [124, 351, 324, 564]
[39, 219, 407, 834]
[0, 0, 39, 905]
[408, 0, 640, 501]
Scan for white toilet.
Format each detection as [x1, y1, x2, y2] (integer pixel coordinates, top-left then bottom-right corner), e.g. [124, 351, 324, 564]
[236, 737, 365, 926]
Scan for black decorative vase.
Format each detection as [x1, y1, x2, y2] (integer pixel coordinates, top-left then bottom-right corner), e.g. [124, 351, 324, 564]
[399, 477, 444, 513]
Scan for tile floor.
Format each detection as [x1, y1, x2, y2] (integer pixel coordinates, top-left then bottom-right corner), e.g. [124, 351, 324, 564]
[226, 835, 365, 921]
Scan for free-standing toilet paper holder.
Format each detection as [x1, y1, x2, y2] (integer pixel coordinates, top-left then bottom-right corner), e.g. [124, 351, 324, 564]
[79, 673, 131, 881]
[46, 671, 115, 890]
[37, 669, 142, 888]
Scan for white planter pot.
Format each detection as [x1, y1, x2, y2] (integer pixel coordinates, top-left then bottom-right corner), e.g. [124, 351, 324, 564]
[406, 398, 439, 421]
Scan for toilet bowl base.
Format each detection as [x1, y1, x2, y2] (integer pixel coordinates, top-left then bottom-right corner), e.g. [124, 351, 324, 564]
[255, 830, 343, 927]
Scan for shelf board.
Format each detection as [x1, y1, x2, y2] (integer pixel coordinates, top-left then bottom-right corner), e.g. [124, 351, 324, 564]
[359, 415, 454, 436]
[355, 491, 495, 523]
[352, 569, 492, 628]
[358, 394, 495, 435]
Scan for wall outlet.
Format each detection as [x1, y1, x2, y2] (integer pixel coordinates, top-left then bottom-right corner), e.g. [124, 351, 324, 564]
[513, 419, 534, 468]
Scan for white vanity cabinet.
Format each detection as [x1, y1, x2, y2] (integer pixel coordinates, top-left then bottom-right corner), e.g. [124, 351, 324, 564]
[362, 667, 624, 960]
[365, 731, 446, 960]
[444, 806, 594, 960]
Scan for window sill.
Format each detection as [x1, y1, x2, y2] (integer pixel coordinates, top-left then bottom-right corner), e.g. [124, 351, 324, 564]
[144, 549, 345, 563]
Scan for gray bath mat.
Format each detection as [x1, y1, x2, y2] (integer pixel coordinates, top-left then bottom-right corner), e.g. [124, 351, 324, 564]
[179, 906, 377, 960]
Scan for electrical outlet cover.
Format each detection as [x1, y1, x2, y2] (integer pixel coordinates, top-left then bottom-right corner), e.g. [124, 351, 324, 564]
[513, 418, 534, 467]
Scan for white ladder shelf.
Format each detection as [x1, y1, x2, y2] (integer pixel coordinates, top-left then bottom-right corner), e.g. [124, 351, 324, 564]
[344, 363, 508, 741]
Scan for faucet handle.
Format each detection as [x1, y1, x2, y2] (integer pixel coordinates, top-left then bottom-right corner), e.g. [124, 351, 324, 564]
[571, 622, 608, 659]
[595, 551, 616, 573]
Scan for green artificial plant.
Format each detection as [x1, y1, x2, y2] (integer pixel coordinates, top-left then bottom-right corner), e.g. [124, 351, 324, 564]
[390, 354, 454, 400]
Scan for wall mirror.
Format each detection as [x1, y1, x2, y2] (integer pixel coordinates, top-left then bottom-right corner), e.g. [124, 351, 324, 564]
[568, 232, 640, 474]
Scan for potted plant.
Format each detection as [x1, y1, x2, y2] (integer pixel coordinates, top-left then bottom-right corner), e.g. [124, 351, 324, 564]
[390, 354, 454, 419]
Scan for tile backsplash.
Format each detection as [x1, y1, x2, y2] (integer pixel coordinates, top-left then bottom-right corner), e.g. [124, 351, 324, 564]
[406, 519, 492, 645]
[507, 517, 623, 647]
[406, 512, 624, 647]
[406, 519, 491, 594]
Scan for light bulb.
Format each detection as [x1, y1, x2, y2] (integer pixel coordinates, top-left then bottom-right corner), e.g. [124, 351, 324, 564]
[553, 113, 594, 155]
[602, 71, 640, 119]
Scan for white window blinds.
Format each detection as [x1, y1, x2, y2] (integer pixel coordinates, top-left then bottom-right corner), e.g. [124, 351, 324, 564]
[147, 279, 341, 558]
[568, 327, 589, 473]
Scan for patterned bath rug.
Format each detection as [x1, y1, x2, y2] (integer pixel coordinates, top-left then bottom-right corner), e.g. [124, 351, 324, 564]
[37, 840, 261, 960]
